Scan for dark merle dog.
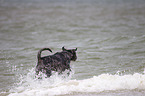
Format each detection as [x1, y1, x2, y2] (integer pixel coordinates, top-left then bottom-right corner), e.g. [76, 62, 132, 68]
[36, 47, 77, 77]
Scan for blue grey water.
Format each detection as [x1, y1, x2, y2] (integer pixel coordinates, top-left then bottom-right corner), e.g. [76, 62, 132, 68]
[0, 0, 145, 96]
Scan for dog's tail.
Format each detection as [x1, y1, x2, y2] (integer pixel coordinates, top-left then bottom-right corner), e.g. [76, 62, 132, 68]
[37, 48, 52, 61]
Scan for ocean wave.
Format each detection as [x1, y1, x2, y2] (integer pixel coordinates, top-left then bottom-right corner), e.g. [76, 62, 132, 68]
[8, 69, 145, 96]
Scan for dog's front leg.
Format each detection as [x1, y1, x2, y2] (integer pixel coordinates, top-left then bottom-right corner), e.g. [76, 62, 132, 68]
[66, 64, 72, 76]
[67, 68, 71, 76]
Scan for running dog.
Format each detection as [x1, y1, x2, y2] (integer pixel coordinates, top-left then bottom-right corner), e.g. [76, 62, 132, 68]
[36, 47, 77, 77]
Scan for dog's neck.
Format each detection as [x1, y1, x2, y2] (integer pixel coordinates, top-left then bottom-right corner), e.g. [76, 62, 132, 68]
[61, 51, 73, 60]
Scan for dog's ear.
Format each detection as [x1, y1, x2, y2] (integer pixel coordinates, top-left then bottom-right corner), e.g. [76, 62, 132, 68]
[72, 48, 77, 51]
[62, 46, 66, 51]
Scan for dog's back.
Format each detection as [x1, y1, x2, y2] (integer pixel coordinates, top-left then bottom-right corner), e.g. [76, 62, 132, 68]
[36, 47, 77, 77]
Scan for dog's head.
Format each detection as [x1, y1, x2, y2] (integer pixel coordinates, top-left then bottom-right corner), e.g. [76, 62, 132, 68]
[62, 46, 77, 61]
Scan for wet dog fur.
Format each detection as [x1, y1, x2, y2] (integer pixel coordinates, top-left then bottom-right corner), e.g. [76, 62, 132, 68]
[35, 47, 77, 77]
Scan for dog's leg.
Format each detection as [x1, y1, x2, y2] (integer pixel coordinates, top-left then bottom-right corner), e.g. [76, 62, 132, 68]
[46, 69, 52, 77]
[65, 62, 71, 76]
[45, 65, 52, 77]
[67, 68, 72, 76]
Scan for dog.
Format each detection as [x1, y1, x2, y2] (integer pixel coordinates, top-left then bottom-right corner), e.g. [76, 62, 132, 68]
[35, 47, 77, 77]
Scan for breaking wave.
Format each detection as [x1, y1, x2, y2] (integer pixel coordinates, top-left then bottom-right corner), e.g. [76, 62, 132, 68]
[8, 68, 145, 96]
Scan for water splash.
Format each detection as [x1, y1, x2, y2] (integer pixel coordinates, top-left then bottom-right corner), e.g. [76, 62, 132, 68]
[8, 68, 145, 96]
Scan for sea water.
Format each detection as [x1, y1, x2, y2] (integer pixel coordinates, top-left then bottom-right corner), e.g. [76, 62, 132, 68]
[0, 0, 145, 96]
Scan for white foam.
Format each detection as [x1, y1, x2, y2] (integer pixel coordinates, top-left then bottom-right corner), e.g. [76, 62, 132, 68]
[8, 69, 145, 96]
[143, 68, 145, 74]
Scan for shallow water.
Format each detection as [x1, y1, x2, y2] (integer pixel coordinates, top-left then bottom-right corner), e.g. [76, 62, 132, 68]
[0, 0, 145, 96]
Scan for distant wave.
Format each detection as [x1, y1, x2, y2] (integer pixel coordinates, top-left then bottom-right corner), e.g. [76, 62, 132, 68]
[8, 68, 145, 96]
